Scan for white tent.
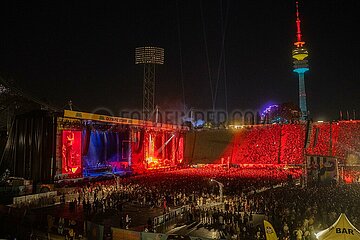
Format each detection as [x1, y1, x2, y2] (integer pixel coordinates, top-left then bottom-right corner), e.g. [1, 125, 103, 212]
[316, 213, 360, 240]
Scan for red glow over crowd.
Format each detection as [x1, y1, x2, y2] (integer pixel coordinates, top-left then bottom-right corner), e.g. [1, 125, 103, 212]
[306, 123, 331, 156]
[305, 121, 360, 164]
[211, 121, 360, 166]
[234, 125, 282, 165]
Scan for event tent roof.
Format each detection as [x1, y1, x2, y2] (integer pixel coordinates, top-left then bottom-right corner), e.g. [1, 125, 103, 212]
[316, 213, 360, 240]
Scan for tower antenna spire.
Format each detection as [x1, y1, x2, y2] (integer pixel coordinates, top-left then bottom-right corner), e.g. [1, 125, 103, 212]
[294, 1, 304, 47]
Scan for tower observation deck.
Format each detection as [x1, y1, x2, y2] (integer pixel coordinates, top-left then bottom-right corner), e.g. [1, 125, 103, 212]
[292, 1, 309, 120]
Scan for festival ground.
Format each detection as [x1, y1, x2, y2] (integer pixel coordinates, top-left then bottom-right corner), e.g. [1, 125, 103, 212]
[0, 166, 301, 239]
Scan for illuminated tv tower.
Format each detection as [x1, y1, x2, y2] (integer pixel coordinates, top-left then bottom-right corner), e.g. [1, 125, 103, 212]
[292, 1, 309, 120]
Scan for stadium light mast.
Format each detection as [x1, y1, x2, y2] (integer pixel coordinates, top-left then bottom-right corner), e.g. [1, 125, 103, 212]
[135, 47, 164, 120]
[292, 1, 309, 120]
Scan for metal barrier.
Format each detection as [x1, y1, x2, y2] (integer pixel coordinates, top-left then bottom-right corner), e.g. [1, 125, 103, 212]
[12, 191, 58, 206]
[196, 202, 224, 210]
[111, 227, 213, 240]
[153, 205, 190, 228]
[153, 202, 224, 229]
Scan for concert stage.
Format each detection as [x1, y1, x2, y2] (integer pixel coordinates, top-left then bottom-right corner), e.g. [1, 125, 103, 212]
[55, 110, 187, 181]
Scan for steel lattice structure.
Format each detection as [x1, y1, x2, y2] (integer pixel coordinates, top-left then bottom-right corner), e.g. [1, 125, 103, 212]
[135, 47, 164, 120]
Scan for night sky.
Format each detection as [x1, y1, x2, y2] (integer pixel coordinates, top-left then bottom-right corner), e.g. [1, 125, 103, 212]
[0, 0, 359, 121]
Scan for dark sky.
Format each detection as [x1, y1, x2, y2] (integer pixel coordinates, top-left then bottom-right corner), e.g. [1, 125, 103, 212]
[0, 0, 359, 121]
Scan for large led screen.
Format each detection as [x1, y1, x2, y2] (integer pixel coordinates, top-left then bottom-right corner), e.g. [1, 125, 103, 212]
[62, 130, 82, 174]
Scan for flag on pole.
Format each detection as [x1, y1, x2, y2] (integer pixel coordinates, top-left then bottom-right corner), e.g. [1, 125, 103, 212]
[264, 220, 278, 240]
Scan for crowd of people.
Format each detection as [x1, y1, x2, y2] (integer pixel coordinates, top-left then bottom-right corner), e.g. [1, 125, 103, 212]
[3, 164, 360, 240]
[47, 120, 360, 239]
[335, 121, 360, 161]
[216, 121, 360, 166]
[248, 183, 360, 239]
[280, 124, 306, 164]
[230, 124, 306, 165]
[182, 182, 360, 240]
[51, 167, 301, 236]
[306, 121, 360, 163]
[84, 167, 360, 240]
[234, 125, 281, 164]
[306, 123, 331, 156]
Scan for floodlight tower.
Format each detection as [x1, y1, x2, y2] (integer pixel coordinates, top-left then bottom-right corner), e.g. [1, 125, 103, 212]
[292, 1, 309, 120]
[135, 47, 164, 120]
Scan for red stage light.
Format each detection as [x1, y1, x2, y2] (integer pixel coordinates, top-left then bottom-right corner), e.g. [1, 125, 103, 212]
[178, 137, 184, 163]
